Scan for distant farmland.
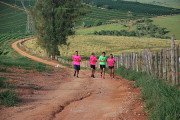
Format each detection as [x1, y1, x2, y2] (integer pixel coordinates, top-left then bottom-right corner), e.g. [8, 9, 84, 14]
[23, 35, 180, 59]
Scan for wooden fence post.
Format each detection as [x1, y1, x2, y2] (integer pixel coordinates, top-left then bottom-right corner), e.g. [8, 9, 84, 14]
[150, 51, 154, 75]
[115, 56, 119, 69]
[142, 51, 144, 72]
[121, 53, 122, 66]
[121, 53, 124, 66]
[139, 52, 141, 71]
[159, 49, 163, 79]
[163, 49, 167, 80]
[117, 56, 119, 69]
[126, 53, 128, 69]
[171, 35, 176, 85]
[167, 48, 170, 81]
[124, 54, 126, 68]
[136, 54, 138, 72]
[176, 45, 179, 85]
[133, 53, 136, 70]
[148, 48, 153, 75]
[129, 53, 132, 70]
[145, 50, 149, 74]
[155, 51, 158, 76]
[119, 54, 121, 66]
[132, 53, 134, 70]
[118, 55, 120, 67]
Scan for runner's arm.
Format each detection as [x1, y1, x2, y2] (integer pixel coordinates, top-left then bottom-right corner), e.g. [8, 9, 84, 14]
[93, 58, 97, 62]
[113, 61, 115, 66]
[99, 60, 104, 62]
[78, 56, 82, 62]
[72, 58, 77, 61]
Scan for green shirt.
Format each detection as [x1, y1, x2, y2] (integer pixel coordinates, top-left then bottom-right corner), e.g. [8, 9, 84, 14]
[99, 55, 107, 65]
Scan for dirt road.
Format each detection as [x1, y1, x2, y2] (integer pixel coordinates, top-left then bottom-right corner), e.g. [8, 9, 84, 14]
[1, 39, 147, 120]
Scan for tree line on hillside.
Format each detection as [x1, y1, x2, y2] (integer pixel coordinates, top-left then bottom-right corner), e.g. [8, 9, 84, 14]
[84, 0, 180, 15]
[94, 18, 170, 39]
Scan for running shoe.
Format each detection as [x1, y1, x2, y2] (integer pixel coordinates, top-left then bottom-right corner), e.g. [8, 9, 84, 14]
[92, 75, 95, 78]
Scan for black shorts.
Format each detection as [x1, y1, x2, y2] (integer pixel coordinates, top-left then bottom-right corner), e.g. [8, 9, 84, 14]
[109, 66, 114, 69]
[74, 65, 80, 70]
[100, 65, 106, 70]
[91, 65, 96, 70]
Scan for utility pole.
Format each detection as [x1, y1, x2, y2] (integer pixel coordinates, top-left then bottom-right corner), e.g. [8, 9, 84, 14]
[20, 0, 34, 33]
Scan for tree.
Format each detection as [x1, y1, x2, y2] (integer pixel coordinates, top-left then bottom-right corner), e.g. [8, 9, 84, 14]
[30, 0, 86, 58]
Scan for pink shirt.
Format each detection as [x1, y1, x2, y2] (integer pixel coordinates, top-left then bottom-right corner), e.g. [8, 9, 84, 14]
[107, 58, 115, 67]
[90, 56, 97, 65]
[72, 55, 81, 65]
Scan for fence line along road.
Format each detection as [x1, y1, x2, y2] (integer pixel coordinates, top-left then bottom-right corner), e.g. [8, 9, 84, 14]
[19, 36, 179, 86]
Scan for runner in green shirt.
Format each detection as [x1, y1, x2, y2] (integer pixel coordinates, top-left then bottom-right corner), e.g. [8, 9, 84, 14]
[98, 52, 107, 79]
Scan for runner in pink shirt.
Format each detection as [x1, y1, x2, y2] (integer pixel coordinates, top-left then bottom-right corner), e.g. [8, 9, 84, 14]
[89, 52, 97, 78]
[72, 51, 81, 78]
[107, 54, 115, 79]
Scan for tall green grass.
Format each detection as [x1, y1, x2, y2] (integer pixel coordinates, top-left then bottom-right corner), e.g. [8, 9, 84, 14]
[0, 77, 19, 107]
[0, 77, 8, 88]
[115, 66, 180, 120]
[0, 90, 19, 107]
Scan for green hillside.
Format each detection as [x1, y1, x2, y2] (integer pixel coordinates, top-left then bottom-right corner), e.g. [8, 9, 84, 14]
[151, 15, 180, 39]
[1, 0, 180, 36]
[0, 0, 34, 33]
[76, 6, 155, 27]
[123, 0, 180, 8]
[76, 23, 129, 35]
[79, 0, 180, 27]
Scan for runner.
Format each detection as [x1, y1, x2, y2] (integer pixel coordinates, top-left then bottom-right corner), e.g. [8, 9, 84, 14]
[107, 54, 115, 79]
[72, 51, 81, 78]
[98, 52, 107, 79]
[89, 52, 97, 78]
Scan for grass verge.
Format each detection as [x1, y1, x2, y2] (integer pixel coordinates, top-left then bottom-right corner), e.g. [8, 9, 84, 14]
[0, 90, 19, 107]
[0, 77, 8, 88]
[115, 66, 180, 120]
[0, 34, 54, 107]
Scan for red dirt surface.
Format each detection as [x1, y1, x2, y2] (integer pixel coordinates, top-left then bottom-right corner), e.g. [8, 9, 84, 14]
[127, 24, 132, 32]
[0, 39, 148, 120]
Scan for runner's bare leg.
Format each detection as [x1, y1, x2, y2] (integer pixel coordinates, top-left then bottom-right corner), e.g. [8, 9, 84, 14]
[100, 69, 103, 77]
[91, 68, 93, 76]
[77, 70, 79, 77]
[112, 68, 114, 78]
[103, 68, 105, 78]
[93, 69, 95, 75]
[109, 69, 112, 78]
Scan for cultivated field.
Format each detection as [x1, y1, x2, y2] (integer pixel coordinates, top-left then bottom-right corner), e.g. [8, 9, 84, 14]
[0, 0, 31, 33]
[23, 35, 180, 58]
[124, 0, 180, 8]
[151, 15, 180, 40]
